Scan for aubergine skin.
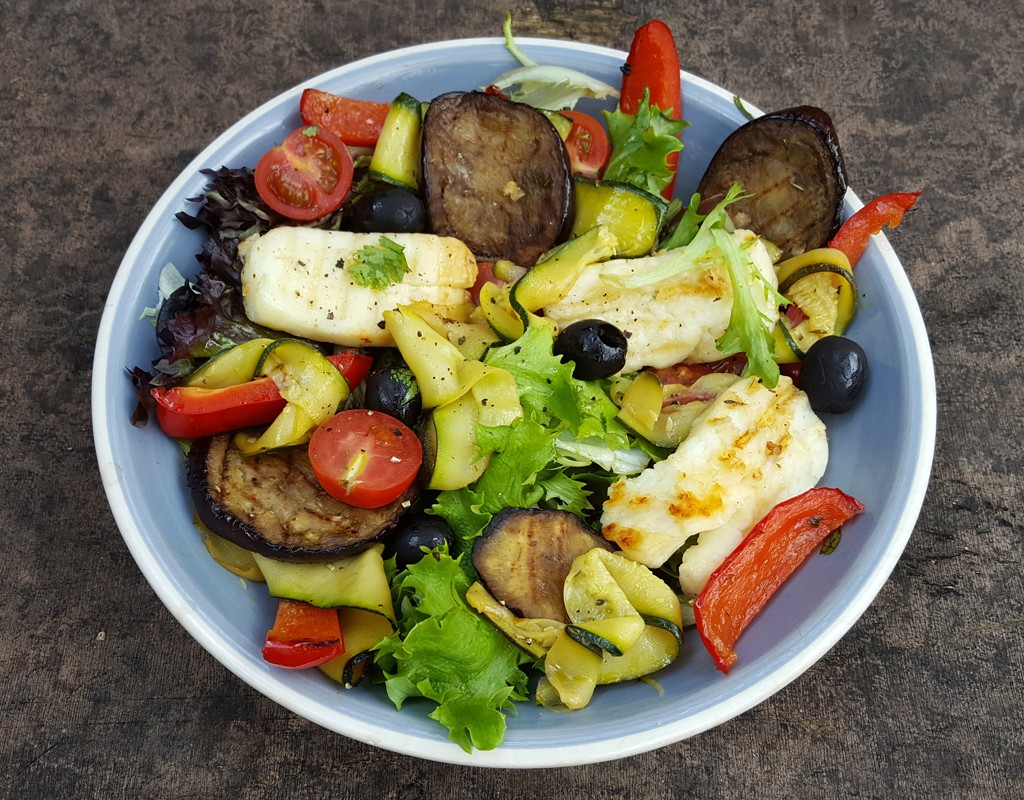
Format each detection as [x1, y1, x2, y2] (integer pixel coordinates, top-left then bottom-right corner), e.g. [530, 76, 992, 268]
[472, 507, 612, 624]
[696, 105, 848, 259]
[421, 91, 574, 267]
[187, 434, 417, 562]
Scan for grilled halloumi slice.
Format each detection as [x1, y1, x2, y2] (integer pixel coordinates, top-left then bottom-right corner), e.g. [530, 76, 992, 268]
[239, 227, 477, 347]
[543, 230, 779, 374]
[601, 375, 828, 596]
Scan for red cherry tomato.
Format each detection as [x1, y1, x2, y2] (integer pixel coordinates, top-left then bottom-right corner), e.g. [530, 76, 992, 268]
[254, 125, 354, 221]
[560, 111, 611, 179]
[308, 409, 422, 509]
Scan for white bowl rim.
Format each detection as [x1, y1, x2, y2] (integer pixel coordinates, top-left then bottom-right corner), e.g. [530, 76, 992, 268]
[92, 35, 937, 767]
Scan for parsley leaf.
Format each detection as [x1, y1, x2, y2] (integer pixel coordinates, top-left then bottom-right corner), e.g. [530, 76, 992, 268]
[347, 235, 409, 289]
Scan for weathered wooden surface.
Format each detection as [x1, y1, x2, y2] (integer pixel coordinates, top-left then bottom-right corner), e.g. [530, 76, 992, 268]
[1, 0, 1021, 796]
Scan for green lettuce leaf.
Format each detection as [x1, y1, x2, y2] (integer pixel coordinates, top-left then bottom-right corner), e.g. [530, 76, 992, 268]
[429, 323, 655, 555]
[431, 414, 555, 554]
[602, 89, 687, 197]
[711, 227, 781, 387]
[375, 550, 530, 753]
[491, 13, 619, 110]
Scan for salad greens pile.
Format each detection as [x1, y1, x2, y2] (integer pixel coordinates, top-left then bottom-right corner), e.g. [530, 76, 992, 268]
[133, 14, 802, 754]
[376, 550, 531, 752]
[431, 322, 657, 560]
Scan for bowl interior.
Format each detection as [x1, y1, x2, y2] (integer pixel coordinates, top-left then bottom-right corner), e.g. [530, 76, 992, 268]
[93, 37, 936, 767]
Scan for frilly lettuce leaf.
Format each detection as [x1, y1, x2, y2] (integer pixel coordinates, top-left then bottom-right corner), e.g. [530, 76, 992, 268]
[489, 65, 620, 111]
[602, 89, 687, 197]
[375, 550, 530, 753]
[488, 13, 619, 109]
[711, 227, 782, 388]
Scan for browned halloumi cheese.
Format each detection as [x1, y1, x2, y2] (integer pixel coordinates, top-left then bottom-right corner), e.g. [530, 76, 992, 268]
[543, 230, 779, 374]
[601, 375, 828, 596]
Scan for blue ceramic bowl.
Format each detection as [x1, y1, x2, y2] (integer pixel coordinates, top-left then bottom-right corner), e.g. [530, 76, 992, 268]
[92, 38, 936, 767]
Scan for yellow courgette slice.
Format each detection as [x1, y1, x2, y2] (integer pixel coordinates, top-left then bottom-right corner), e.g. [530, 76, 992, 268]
[253, 544, 396, 622]
[465, 581, 564, 659]
[569, 178, 667, 257]
[185, 338, 274, 389]
[318, 607, 395, 686]
[234, 338, 348, 455]
[368, 92, 422, 190]
[774, 247, 858, 361]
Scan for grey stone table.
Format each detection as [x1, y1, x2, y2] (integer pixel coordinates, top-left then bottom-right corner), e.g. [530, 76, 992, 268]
[1, 0, 1020, 796]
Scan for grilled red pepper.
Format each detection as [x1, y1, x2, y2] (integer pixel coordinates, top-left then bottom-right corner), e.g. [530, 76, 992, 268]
[694, 487, 865, 674]
[151, 351, 372, 439]
[619, 20, 683, 198]
[828, 191, 921, 266]
[262, 598, 344, 669]
[299, 88, 391, 147]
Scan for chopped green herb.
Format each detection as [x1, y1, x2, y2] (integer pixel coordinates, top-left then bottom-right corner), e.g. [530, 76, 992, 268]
[348, 236, 409, 289]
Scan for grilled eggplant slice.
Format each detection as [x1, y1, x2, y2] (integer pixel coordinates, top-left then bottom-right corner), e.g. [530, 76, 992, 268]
[472, 507, 612, 624]
[696, 106, 847, 259]
[188, 433, 417, 561]
[421, 91, 574, 266]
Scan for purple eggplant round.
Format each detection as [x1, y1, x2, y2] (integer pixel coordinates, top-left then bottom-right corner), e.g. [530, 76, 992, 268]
[421, 91, 574, 267]
[472, 507, 612, 623]
[187, 433, 417, 561]
[696, 105, 847, 259]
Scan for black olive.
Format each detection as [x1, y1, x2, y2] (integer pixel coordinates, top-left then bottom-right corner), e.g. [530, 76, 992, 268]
[384, 514, 455, 567]
[552, 319, 628, 380]
[350, 185, 426, 233]
[800, 336, 868, 414]
[364, 367, 422, 428]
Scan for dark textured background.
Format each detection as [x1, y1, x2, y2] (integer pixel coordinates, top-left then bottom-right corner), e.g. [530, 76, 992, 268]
[2, 0, 1021, 796]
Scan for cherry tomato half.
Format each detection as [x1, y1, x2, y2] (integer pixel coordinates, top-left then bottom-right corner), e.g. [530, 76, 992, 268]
[308, 409, 422, 509]
[561, 111, 610, 179]
[254, 125, 354, 221]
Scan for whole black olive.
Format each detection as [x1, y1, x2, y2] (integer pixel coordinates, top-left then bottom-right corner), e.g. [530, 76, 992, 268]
[552, 319, 628, 380]
[364, 367, 422, 428]
[800, 335, 868, 414]
[384, 514, 455, 567]
[350, 185, 426, 233]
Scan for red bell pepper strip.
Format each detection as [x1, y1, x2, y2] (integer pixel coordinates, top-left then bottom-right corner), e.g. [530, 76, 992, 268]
[693, 487, 865, 674]
[299, 88, 391, 147]
[828, 191, 921, 267]
[262, 598, 344, 669]
[619, 20, 683, 198]
[151, 351, 373, 439]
